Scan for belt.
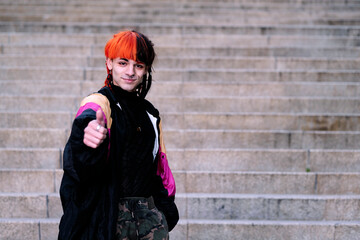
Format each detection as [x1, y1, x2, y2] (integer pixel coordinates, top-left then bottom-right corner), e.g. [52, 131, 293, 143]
[118, 196, 156, 210]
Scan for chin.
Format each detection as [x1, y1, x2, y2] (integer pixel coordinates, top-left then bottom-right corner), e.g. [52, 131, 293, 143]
[122, 85, 137, 92]
[113, 82, 136, 92]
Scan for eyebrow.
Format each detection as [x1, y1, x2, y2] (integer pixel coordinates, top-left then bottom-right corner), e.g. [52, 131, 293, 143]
[119, 58, 145, 65]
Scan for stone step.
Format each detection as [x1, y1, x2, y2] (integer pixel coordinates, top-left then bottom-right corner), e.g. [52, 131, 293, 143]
[94, 46, 360, 59]
[274, 58, 360, 70]
[1, 67, 360, 83]
[0, 148, 61, 169]
[0, 218, 59, 240]
[156, 113, 360, 131]
[315, 19, 360, 26]
[0, 169, 61, 193]
[2, 55, 360, 70]
[3, 44, 359, 58]
[2, 33, 359, 48]
[4, 5, 356, 16]
[0, 111, 72, 129]
[96, 82, 360, 98]
[1, 22, 360, 37]
[2, 128, 360, 149]
[0, 193, 60, 219]
[145, 57, 360, 71]
[1, 218, 359, 240]
[2, 80, 359, 98]
[0, 3, 357, 22]
[151, 97, 360, 114]
[0, 128, 67, 148]
[153, 81, 360, 97]
[1, 0, 359, 5]
[1, 95, 359, 114]
[172, 219, 360, 240]
[177, 171, 360, 195]
[177, 193, 360, 221]
[166, 97, 360, 114]
[1, 15, 359, 27]
[1, 148, 359, 173]
[1, 169, 360, 195]
[1, 1, 359, 12]
[163, 130, 360, 149]
[0, 96, 81, 112]
[169, 149, 360, 173]
[1, 193, 360, 221]
[0, 9, 357, 26]
[1, 110, 359, 131]
[0, 80, 84, 96]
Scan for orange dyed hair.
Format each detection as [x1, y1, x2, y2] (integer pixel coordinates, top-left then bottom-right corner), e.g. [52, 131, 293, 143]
[105, 31, 138, 63]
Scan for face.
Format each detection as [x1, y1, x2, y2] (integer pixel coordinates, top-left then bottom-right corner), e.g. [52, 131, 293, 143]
[106, 57, 146, 92]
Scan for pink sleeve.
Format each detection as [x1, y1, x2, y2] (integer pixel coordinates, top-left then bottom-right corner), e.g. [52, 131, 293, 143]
[156, 147, 176, 197]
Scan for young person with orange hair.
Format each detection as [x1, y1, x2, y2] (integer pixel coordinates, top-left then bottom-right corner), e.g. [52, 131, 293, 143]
[58, 30, 179, 240]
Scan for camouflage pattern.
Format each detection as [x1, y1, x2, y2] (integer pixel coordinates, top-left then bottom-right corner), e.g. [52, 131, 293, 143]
[116, 197, 169, 240]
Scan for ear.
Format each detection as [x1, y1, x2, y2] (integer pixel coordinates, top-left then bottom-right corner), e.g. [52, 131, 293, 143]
[106, 58, 113, 71]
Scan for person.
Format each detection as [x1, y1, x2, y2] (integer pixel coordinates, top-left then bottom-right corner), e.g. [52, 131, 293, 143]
[58, 30, 179, 240]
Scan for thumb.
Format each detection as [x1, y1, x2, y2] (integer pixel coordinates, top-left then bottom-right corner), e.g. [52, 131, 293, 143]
[96, 108, 105, 127]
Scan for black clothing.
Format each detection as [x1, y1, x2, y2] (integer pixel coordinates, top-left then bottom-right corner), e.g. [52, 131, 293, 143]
[112, 85, 156, 198]
[58, 86, 179, 240]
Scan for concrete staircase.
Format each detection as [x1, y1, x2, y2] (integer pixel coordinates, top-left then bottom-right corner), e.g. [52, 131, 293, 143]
[0, 0, 360, 239]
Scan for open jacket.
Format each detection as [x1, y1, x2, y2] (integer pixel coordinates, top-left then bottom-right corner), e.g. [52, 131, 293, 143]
[58, 87, 179, 240]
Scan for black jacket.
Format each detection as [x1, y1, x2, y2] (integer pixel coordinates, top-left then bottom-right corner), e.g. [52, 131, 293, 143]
[58, 87, 179, 240]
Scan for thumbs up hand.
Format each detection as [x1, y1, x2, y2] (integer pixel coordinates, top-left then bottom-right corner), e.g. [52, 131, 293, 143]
[83, 109, 108, 148]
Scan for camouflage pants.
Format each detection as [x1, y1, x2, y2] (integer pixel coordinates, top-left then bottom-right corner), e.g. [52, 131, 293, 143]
[116, 197, 169, 240]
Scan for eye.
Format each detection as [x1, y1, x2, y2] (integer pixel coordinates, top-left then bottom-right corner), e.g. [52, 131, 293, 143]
[118, 60, 127, 66]
[136, 64, 145, 69]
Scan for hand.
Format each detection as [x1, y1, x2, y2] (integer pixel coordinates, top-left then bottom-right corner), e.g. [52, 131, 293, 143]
[83, 109, 107, 148]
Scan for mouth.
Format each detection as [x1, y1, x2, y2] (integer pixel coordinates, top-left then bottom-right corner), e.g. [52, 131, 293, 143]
[122, 78, 136, 83]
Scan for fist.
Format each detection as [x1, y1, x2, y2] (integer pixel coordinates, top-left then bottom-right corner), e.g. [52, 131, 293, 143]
[83, 109, 107, 148]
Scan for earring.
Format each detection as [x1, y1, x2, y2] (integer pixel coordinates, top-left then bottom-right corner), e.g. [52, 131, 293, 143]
[107, 70, 113, 85]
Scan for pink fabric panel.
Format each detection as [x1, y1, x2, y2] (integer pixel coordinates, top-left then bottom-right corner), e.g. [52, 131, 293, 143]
[76, 102, 108, 126]
[157, 148, 176, 197]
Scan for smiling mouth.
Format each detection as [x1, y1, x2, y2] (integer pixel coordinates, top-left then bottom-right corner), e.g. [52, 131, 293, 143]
[122, 78, 136, 82]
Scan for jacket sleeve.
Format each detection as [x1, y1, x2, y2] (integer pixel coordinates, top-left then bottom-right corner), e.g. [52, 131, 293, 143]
[59, 93, 113, 240]
[63, 93, 112, 184]
[153, 119, 179, 232]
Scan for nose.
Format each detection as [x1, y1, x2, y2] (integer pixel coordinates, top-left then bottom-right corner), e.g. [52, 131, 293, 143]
[125, 63, 135, 76]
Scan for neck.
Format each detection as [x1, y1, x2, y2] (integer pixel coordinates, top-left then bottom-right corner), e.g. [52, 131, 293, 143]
[111, 83, 138, 99]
